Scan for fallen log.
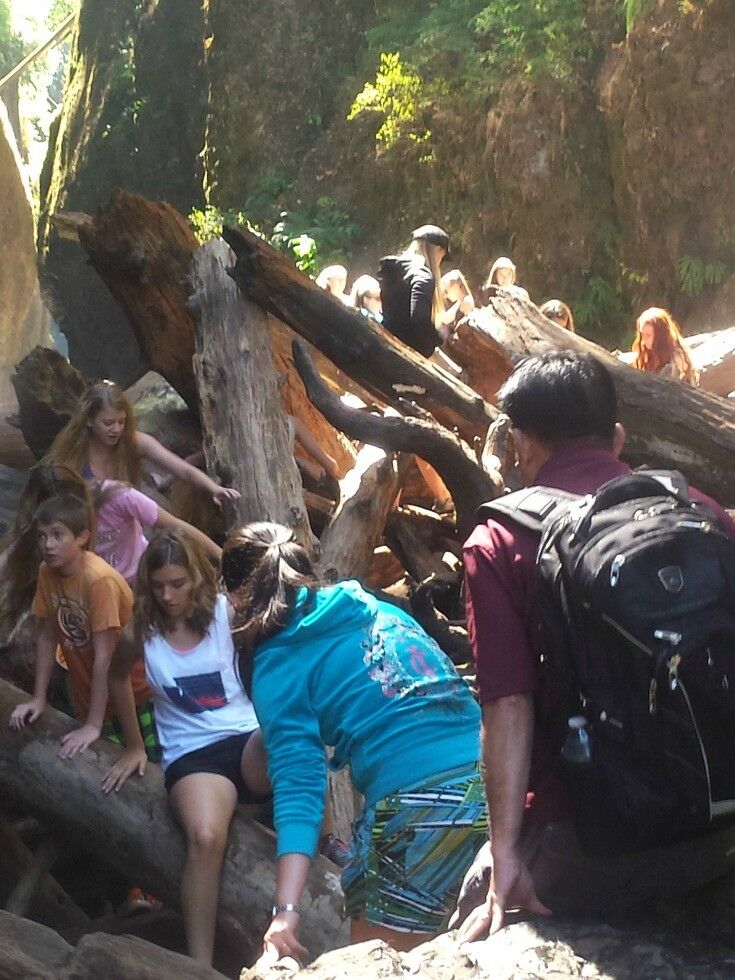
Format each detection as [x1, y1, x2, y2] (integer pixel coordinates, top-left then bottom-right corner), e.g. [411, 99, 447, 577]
[61, 193, 355, 475]
[190, 240, 311, 543]
[292, 340, 501, 536]
[445, 295, 735, 504]
[319, 443, 406, 582]
[0, 679, 347, 963]
[223, 224, 497, 442]
[11, 347, 86, 459]
[688, 326, 735, 397]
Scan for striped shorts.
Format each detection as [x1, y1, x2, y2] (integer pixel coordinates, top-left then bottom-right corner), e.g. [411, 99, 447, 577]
[342, 761, 487, 933]
[102, 700, 162, 764]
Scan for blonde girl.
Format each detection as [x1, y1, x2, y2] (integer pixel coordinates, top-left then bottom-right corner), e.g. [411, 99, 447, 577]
[47, 381, 240, 506]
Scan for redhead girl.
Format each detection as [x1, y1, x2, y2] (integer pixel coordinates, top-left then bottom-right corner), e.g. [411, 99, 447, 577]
[632, 307, 698, 385]
[47, 380, 240, 505]
[222, 522, 484, 962]
[104, 529, 270, 966]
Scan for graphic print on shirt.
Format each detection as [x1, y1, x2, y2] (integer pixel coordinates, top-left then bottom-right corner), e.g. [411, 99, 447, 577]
[51, 594, 91, 651]
[361, 611, 461, 704]
[163, 670, 228, 714]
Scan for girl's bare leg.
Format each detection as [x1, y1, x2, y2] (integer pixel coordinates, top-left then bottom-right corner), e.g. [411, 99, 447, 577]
[169, 773, 238, 966]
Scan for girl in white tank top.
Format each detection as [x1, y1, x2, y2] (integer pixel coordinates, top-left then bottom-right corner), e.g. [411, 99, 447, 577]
[104, 528, 270, 968]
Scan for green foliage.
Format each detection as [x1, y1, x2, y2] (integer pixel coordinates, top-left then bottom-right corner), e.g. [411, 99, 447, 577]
[0, 0, 28, 77]
[348, 52, 429, 149]
[189, 197, 357, 276]
[473, 0, 594, 83]
[571, 276, 627, 337]
[677, 255, 729, 297]
[621, 0, 653, 34]
[47, 0, 76, 31]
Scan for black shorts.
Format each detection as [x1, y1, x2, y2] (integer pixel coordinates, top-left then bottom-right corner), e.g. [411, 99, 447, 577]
[164, 731, 270, 804]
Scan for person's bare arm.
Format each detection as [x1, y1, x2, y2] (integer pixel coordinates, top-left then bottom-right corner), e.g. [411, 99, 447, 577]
[291, 418, 339, 479]
[9, 618, 55, 729]
[136, 431, 240, 507]
[262, 852, 311, 963]
[459, 695, 549, 940]
[102, 624, 148, 792]
[58, 627, 118, 758]
[154, 505, 222, 563]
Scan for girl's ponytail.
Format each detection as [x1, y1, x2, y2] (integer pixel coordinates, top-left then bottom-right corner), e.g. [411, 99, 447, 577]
[222, 522, 318, 694]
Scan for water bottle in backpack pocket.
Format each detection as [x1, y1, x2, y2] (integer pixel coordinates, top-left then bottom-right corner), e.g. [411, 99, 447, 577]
[479, 470, 735, 855]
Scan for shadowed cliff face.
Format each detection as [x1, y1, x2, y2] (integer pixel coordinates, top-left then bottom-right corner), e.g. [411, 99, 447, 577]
[36, 0, 735, 375]
[598, 0, 735, 319]
[37, 0, 207, 385]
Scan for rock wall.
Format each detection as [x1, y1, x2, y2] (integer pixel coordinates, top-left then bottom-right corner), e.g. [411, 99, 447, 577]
[36, 0, 735, 373]
[0, 102, 49, 404]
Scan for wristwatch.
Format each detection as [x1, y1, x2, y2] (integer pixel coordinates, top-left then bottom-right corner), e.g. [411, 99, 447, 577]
[272, 902, 303, 917]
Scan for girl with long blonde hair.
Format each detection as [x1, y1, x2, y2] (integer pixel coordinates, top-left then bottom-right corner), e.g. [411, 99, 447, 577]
[47, 381, 241, 505]
[483, 256, 530, 301]
[632, 307, 698, 385]
[378, 224, 449, 357]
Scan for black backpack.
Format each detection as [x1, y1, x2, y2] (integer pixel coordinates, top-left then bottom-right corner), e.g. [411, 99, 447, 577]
[478, 471, 735, 854]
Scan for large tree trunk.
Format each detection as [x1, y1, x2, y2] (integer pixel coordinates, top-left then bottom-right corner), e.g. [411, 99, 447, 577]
[189, 240, 311, 544]
[292, 340, 501, 536]
[445, 295, 735, 504]
[223, 225, 497, 442]
[0, 680, 347, 964]
[60, 193, 355, 475]
[10, 347, 86, 460]
[319, 444, 406, 583]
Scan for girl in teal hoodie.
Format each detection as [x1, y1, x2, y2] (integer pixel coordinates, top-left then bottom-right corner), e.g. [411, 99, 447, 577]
[222, 522, 484, 962]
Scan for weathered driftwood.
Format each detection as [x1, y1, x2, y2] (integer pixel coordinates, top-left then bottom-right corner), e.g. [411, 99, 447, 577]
[189, 240, 311, 544]
[366, 546, 406, 590]
[62, 192, 355, 474]
[292, 340, 500, 536]
[223, 224, 497, 442]
[0, 909, 229, 980]
[688, 326, 735, 397]
[445, 295, 735, 504]
[0, 680, 347, 964]
[319, 444, 406, 583]
[11, 347, 86, 459]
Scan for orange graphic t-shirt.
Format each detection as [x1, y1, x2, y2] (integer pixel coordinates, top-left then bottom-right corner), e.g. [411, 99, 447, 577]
[31, 551, 149, 719]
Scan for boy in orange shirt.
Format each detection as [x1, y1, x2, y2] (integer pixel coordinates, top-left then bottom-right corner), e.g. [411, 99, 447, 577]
[9, 494, 153, 764]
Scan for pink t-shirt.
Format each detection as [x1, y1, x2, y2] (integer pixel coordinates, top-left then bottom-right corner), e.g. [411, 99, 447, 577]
[95, 483, 159, 584]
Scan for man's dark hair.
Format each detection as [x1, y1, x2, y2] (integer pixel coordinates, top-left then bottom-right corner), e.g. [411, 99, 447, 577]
[35, 494, 92, 541]
[498, 352, 617, 446]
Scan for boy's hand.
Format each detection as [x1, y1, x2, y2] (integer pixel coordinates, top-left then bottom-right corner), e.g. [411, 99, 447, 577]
[101, 746, 148, 794]
[58, 723, 101, 759]
[9, 699, 45, 730]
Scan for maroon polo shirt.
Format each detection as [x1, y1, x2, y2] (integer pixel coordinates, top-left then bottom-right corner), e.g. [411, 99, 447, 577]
[464, 443, 735, 822]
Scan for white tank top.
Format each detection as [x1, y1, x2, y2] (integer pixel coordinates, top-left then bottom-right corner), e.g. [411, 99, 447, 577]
[143, 593, 258, 770]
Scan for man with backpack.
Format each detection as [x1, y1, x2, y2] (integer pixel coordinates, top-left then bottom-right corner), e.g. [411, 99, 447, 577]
[455, 351, 735, 940]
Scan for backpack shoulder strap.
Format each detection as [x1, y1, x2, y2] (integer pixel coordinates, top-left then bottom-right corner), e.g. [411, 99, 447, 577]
[476, 486, 582, 534]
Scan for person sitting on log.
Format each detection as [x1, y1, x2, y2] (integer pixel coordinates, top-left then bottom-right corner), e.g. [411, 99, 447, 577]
[46, 380, 241, 506]
[315, 264, 350, 304]
[378, 224, 449, 357]
[439, 269, 475, 336]
[349, 274, 383, 322]
[454, 351, 735, 941]
[102, 528, 271, 967]
[220, 522, 485, 962]
[483, 256, 530, 301]
[540, 299, 576, 333]
[632, 307, 698, 385]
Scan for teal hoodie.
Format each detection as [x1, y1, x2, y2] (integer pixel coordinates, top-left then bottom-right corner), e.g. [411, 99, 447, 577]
[251, 580, 480, 858]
